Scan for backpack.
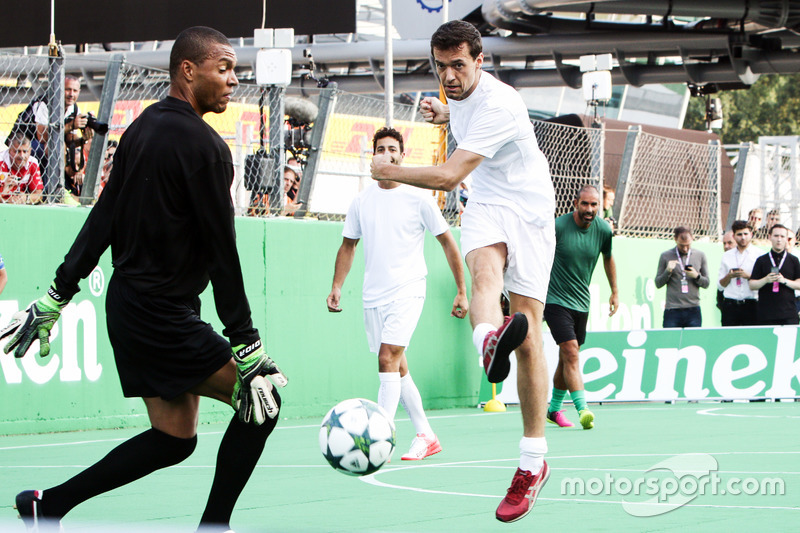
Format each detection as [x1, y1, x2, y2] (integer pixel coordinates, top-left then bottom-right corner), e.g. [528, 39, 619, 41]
[5, 97, 45, 146]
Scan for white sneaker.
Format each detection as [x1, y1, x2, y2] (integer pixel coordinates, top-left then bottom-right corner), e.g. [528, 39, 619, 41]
[401, 433, 442, 461]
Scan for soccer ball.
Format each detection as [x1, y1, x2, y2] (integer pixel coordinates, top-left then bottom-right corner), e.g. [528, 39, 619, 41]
[319, 398, 396, 476]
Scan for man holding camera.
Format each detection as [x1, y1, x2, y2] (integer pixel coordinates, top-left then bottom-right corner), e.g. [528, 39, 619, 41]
[717, 220, 758, 326]
[655, 226, 710, 328]
[749, 224, 800, 325]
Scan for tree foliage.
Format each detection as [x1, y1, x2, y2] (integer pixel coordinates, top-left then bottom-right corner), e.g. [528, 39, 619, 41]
[683, 73, 800, 144]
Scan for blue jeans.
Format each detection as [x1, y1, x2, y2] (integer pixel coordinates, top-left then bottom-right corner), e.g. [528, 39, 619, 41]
[663, 307, 702, 328]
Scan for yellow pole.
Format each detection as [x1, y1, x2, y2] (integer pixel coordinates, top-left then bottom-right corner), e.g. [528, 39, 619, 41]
[484, 383, 506, 412]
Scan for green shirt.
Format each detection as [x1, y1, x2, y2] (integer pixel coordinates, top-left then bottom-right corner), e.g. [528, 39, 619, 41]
[546, 213, 613, 312]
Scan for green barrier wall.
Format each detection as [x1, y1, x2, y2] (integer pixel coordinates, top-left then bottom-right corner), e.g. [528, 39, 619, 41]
[0, 205, 477, 435]
[2, 205, 791, 434]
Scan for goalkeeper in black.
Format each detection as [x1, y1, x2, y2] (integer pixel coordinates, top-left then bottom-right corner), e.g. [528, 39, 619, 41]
[0, 26, 286, 533]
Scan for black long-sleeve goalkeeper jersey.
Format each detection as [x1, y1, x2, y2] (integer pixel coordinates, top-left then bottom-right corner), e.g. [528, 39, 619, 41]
[53, 96, 258, 346]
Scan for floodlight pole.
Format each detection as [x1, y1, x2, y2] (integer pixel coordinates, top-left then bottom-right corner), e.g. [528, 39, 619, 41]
[384, 0, 393, 127]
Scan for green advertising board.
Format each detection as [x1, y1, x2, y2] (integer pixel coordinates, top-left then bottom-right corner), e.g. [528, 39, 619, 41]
[1, 205, 797, 435]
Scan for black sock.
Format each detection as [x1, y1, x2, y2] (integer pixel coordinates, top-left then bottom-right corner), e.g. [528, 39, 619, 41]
[199, 391, 281, 528]
[43, 428, 197, 518]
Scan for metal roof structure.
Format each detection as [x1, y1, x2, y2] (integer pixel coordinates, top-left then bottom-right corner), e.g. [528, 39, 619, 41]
[3, 0, 799, 94]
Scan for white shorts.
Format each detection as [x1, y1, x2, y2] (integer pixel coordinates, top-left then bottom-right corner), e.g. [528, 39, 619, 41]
[363, 297, 425, 353]
[461, 202, 555, 303]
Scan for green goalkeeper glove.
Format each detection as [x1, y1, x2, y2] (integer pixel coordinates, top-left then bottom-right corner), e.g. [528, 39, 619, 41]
[1, 285, 69, 358]
[231, 339, 288, 425]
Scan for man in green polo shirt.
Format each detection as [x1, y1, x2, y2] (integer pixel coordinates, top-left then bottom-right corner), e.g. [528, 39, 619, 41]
[544, 185, 618, 429]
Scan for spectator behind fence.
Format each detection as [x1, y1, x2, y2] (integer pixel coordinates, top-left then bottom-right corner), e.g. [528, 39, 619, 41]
[281, 158, 302, 216]
[6, 75, 85, 164]
[749, 224, 800, 325]
[717, 230, 736, 311]
[602, 184, 617, 232]
[655, 226, 710, 328]
[718, 221, 758, 326]
[96, 140, 118, 199]
[754, 208, 780, 241]
[63, 132, 93, 205]
[0, 133, 44, 205]
[747, 208, 763, 236]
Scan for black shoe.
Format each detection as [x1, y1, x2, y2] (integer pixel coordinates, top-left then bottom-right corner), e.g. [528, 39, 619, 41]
[15, 490, 61, 532]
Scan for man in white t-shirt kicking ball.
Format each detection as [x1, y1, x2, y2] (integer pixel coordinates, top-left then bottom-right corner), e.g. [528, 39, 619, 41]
[327, 127, 468, 461]
[371, 21, 556, 523]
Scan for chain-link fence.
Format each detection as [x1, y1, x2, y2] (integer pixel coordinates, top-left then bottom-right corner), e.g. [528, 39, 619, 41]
[726, 137, 800, 238]
[612, 126, 722, 240]
[1, 50, 739, 240]
[534, 120, 603, 217]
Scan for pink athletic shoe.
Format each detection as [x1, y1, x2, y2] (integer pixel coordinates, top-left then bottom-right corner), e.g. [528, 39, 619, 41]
[546, 409, 574, 428]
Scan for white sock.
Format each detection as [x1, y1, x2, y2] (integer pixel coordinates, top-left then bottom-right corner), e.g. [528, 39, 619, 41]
[377, 372, 401, 422]
[519, 436, 547, 474]
[399, 373, 433, 437]
[473, 323, 495, 355]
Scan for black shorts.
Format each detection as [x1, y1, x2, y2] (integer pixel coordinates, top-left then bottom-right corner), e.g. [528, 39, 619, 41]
[106, 274, 232, 400]
[544, 303, 589, 346]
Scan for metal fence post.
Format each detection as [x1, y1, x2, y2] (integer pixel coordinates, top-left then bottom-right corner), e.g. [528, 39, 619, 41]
[709, 139, 722, 237]
[44, 55, 64, 203]
[294, 87, 337, 218]
[725, 142, 750, 231]
[613, 125, 640, 227]
[591, 121, 605, 192]
[267, 85, 285, 210]
[81, 53, 124, 205]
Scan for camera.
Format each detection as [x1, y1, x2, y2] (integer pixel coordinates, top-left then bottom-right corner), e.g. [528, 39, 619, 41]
[284, 120, 312, 152]
[86, 113, 109, 134]
[685, 264, 692, 269]
[67, 111, 109, 134]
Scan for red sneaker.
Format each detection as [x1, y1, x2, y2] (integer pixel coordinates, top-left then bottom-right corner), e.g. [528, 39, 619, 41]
[483, 313, 528, 383]
[495, 462, 550, 523]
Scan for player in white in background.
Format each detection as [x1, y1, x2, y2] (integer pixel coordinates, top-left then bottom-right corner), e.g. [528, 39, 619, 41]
[327, 127, 468, 461]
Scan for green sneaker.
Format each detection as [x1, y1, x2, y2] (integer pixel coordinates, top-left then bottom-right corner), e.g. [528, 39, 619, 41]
[578, 409, 594, 430]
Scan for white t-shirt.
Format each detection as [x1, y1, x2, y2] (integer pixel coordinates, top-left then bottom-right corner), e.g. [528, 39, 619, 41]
[718, 245, 759, 300]
[343, 183, 450, 308]
[33, 102, 78, 126]
[448, 71, 555, 225]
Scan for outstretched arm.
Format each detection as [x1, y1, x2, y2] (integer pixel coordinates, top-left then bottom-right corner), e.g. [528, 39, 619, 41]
[371, 148, 483, 192]
[435, 230, 469, 319]
[603, 255, 619, 317]
[327, 237, 359, 312]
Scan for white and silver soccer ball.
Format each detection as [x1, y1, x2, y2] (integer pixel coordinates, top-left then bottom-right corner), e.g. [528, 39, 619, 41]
[319, 398, 396, 476]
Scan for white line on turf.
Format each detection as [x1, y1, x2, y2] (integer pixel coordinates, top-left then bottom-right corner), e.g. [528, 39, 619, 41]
[697, 407, 800, 419]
